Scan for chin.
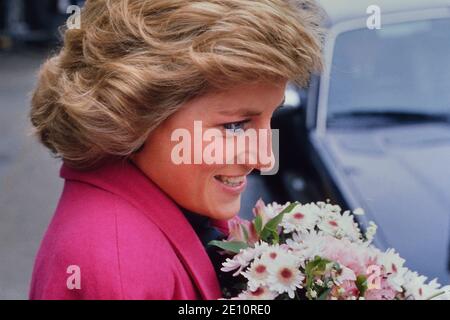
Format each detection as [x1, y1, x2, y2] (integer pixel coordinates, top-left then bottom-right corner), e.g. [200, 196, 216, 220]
[210, 199, 241, 220]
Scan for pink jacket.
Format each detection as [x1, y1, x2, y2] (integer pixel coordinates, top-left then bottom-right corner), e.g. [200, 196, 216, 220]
[29, 160, 228, 300]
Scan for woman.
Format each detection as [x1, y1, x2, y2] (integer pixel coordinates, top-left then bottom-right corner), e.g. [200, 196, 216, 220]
[29, 0, 323, 299]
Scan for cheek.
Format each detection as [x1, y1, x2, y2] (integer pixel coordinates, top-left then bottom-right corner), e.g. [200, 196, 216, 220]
[175, 164, 215, 194]
[171, 138, 243, 218]
[180, 164, 221, 201]
[140, 126, 241, 219]
[163, 162, 220, 206]
[171, 163, 241, 219]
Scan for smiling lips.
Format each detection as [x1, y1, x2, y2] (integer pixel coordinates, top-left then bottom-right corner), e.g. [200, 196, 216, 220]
[214, 175, 246, 188]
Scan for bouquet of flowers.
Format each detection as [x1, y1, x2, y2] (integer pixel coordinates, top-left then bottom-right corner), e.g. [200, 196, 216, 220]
[209, 199, 450, 300]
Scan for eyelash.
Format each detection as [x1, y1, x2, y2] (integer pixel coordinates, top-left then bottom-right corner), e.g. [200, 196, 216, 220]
[222, 120, 250, 134]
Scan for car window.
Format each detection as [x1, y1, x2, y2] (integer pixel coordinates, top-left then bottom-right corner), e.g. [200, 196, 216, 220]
[327, 18, 450, 120]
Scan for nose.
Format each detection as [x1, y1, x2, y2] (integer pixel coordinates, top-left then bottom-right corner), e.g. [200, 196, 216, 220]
[242, 122, 276, 173]
[253, 127, 276, 173]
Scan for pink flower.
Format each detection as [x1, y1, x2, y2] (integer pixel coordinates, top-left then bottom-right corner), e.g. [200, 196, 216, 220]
[364, 278, 397, 300]
[329, 281, 360, 300]
[253, 198, 285, 225]
[321, 236, 368, 276]
[227, 216, 258, 244]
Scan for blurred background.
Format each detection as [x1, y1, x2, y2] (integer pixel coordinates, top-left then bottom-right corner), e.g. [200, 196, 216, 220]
[0, 0, 83, 300]
[0, 0, 449, 299]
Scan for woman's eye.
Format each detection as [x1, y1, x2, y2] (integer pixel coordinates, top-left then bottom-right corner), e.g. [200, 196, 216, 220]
[222, 120, 248, 134]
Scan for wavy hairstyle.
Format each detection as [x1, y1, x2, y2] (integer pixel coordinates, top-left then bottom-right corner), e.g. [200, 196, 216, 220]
[30, 0, 324, 169]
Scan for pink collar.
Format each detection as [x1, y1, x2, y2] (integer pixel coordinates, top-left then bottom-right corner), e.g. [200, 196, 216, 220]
[60, 159, 223, 300]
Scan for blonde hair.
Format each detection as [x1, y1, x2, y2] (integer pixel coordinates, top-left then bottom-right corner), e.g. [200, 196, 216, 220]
[30, 0, 324, 169]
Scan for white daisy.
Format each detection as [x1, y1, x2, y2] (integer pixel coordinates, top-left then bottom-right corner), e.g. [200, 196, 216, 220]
[260, 243, 293, 264]
[221, 241, 270, 276]
[317, 201, 342, 218]
[266, 201, 290, 216]
[267, 256, 304, 298]
[317, 213, 341, 237]
[286, 230, 325, 261]
[235, 286, 278, 300]
[280, 203, 320, 234]
[221, 257, 243, 274]
[252, 241, 270, 257]
[402, 270, 429, 300]
[405, 277, 450, 300]
[365, 221, 378, 243]
[335, 211, 362, 242]
[429, 285, 450, 300]
[242, 258, 270, 291]
[378, 248, 408, 291]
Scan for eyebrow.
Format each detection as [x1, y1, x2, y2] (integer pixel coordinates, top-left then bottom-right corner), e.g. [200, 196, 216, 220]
[218, 95, 286, 117]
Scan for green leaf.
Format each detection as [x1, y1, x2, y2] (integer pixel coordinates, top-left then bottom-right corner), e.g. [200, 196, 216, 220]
[260, 202, 298, 241]
[241, 224, 249, 242]
[305, 256, 332, 290]
[254, 214, 263, 235]
[356, 275, 368, 297]
[272, 231, 279, 244]
[207, 240, 248, 253]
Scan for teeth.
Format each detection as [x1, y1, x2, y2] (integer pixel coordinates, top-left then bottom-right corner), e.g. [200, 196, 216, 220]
[215, 175, 245, 187]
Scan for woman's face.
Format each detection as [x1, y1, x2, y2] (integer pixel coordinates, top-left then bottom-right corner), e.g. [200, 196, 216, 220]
[133, 80, 287, 220]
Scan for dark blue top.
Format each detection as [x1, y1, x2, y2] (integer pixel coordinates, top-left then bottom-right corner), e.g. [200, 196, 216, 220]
[179, 207, 238, 296]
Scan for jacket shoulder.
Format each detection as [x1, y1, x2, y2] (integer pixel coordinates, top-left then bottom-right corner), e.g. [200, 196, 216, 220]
[30, 180, 179, 299]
